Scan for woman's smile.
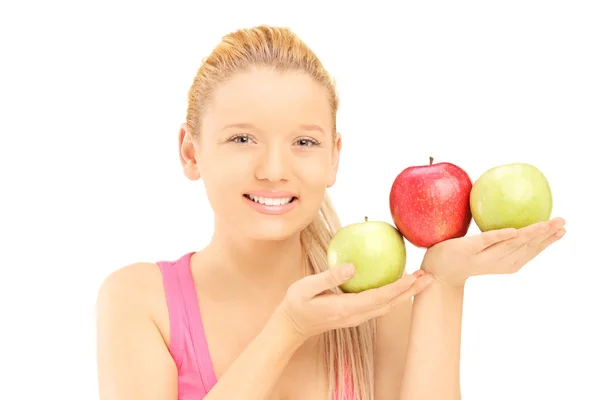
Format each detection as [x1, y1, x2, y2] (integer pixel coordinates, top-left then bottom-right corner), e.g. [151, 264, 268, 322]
[243, 191, 299, 215]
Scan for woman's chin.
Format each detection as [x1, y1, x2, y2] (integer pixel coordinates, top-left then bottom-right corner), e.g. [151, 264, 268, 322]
[242, 220, 304, 242]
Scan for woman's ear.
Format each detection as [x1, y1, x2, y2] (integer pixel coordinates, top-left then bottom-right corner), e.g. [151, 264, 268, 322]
[178, 123, 202, 181]
[327, 132, 343, 188]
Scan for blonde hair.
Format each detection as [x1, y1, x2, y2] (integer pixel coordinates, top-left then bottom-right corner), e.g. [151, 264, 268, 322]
[185, 25, 376, 399]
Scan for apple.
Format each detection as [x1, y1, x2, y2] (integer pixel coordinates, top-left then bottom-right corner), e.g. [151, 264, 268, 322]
[327, 217, 407, 293]
[389, 157, 473, 248]
[470, 163, 553, 231]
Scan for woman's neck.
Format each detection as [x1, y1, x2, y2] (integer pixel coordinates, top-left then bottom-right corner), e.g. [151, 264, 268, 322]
[199, 224, 309, 301]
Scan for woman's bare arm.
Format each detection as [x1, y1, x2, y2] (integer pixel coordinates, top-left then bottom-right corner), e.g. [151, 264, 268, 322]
[96, 262, 430, 400]
[399, 281, 465, 400]
[373, 298, 414, 399]
[96, 263, 306, 400]
[96, 264, 178, 400]
[203, 306, 305, 400]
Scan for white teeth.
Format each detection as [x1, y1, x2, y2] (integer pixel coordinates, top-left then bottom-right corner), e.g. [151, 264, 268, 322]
[248, 195, 293, 206]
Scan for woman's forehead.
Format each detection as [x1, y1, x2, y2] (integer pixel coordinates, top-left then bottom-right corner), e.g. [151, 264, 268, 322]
[203, 69, 333, 133]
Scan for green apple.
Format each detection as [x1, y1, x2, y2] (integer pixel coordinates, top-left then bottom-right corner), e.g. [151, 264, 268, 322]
[470, 163, 553, 232]
[327, 217, 407, 293]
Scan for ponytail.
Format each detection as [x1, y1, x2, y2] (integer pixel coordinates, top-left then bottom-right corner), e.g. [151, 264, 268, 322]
[300, 192, 376, 399]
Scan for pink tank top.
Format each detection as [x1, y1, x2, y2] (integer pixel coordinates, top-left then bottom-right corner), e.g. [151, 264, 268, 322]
[157, 252, 354, 399]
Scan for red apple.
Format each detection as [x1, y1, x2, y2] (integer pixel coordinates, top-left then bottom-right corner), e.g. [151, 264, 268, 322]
[389, 157, 473, 248]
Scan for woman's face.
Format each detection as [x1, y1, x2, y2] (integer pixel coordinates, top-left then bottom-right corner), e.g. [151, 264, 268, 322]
[180, 67, 342, 241]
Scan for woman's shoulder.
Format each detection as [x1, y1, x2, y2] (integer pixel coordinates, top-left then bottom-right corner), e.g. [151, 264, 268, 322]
[97, 261, 164, 308]
[95, 260, 180, 396]
[96, 259, 173, 342]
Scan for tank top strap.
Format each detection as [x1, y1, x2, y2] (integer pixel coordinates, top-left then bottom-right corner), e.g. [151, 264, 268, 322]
[156, 254, 188, 370]
[156, 252, 217, 392]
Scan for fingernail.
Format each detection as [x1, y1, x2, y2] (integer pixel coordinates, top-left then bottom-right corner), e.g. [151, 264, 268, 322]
[541, 223, 551, 232]
[556, 229, 566, 238]
[344, 264, 355, 278]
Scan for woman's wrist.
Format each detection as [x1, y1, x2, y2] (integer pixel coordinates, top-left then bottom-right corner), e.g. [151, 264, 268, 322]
[269, 305, 309, 350]
[419, 266, 467, 291]
[427, 278, 466, 298]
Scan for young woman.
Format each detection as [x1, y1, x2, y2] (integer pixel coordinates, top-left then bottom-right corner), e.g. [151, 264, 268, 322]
[96, 25, 566, 400]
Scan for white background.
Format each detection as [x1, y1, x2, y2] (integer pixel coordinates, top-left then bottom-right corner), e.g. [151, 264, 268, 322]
[1, 1, 598, 399]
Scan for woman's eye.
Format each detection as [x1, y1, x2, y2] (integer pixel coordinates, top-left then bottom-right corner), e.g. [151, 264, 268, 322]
[230, 135, 254, 144]
[296, 138, 320, 147]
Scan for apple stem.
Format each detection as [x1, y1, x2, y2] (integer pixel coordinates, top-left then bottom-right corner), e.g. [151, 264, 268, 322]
[429, 156, 434, 165]
[365, 216, 368, 222]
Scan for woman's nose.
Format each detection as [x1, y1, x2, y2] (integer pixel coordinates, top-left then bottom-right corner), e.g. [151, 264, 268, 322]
[254, 145, 290, 182]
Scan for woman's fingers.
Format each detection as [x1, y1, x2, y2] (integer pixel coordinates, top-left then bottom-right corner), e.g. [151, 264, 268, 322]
[526, 221, 566, 255]
[538, 227, 566, 250]
[295, 263, 356, 299]
[352, 274, 435, 322]
[501, 217, 566, 261]
[525, 218, 566, 251]
[350, 272, 421, 311]
[487, 218, 566, 274]
[468, 227, 518, 253]
[485, 221, 550, 255]
[283, 266, 432, 338]
[482, 217, 565, 259]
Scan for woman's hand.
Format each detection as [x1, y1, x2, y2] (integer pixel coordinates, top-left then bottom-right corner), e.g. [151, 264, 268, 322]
[421, 217, 566, 287]
[276, 264, 434, 342]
